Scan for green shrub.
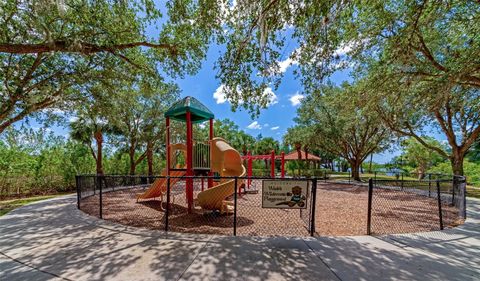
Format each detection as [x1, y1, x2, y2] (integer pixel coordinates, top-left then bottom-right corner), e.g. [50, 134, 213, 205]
[252, 169, 270, 177]
[429, 161, 480, 186]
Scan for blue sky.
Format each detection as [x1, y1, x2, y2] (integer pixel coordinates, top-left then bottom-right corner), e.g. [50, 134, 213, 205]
[171, 43, 406, 163]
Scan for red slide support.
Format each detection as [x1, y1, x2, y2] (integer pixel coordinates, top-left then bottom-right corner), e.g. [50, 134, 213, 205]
[243, 150, 286, 180]
[270, 150, 275, 178]
[186, 111, 193, 213]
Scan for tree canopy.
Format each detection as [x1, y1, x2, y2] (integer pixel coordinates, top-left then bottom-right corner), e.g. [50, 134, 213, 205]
[0, 0, 220, 133]
[290, 82, 391, 180]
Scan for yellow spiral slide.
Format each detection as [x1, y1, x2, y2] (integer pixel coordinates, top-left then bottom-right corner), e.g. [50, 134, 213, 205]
[196, 138, 245, 212]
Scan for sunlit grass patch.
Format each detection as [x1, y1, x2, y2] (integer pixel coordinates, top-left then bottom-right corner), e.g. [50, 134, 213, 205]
[0, 195, 68, 216]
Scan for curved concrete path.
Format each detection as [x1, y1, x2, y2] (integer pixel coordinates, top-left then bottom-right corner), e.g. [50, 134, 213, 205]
[1, 195, 479, 281]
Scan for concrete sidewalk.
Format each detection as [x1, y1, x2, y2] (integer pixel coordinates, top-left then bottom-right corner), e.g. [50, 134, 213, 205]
[1, 196, 479, 281]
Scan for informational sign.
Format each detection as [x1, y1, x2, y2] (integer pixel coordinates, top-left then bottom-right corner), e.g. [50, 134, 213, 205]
[262, 180, 309, 209]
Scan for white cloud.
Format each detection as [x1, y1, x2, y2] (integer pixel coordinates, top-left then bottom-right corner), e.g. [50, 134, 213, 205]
[264, 123, 269, 127]
[199, 122, 206, 129]
[247, 121, 262, 130]
[333, 43, 353, 57]
[275, 48, 300, 74]
[68, 116, 78, 123]
[263, 87, 278, 106]
[213, 84, 278, 107]
[271, 126, 280, 130]
[213, 84, 228, 104]
[278, 57, 297, 73]
[52, 109, 65, 114]
[289, 92, 305, 106]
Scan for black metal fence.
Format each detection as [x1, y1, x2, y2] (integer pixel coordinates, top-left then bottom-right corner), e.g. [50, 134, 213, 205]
[367, 176, 467, 235]
[76, 174, 466, 237]
[76, 175, 316, 237]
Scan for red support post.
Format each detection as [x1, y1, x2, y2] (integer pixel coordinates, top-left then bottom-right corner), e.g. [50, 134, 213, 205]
[208, 118, 214, 188]
[186, 111, 194, 213]
[281, 151, 285, 178]
[166, 117, 170, 175]
[270, 150, 275, 178]
[247, 151, 252, 188]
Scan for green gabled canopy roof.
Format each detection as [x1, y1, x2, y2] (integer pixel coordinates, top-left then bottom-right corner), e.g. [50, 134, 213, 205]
[164, 96, 214, 123]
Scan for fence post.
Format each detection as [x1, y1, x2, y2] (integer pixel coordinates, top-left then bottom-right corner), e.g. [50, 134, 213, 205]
[76, 175, 81, 210]
[437, 180, 444, 230]
[234, 177, 238, 236]
[165, 176, 170, 232]
[461, 176, 467, 220]
[99, 175, 103, 219]
[451, 176, 455, 206]
[310, 179, 318, 236]
[401, 173, 404, 190]
[428, 174, 432, 198]
[367, 178, 373, 235]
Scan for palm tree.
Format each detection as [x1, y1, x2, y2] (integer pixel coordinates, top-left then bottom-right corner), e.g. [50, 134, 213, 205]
[70, 115, 117, 175]
[255, 137, 280, 170]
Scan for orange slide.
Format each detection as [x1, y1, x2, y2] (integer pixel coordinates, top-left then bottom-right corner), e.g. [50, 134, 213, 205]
[136, 170, 185, 202]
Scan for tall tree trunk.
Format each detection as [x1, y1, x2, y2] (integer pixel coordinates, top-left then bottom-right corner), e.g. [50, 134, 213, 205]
[417, 165, 426, 180]
[94, 130, 103, 175]
[147, 141, 154, 176]
[350, 159, 361, 181]
[451, 149, 465, 176]
[129, 144, 136, 175]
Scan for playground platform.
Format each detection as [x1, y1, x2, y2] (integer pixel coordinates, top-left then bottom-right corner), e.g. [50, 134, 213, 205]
[1, 195, 479, 281]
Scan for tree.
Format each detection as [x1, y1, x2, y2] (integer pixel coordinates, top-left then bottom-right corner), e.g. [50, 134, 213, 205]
[109, 77, 179, 175]
[69, 102, 119, 176]
[369, 78, 480, 176]
[254, 136, 280, 169]
[468, 140, 480, 163]
[284, 126, 311, 160]
[295, 83, 391, 181]
[312, 0, 480, 176]
[400, 137, 446, 179]
[0, 0, 221, 133]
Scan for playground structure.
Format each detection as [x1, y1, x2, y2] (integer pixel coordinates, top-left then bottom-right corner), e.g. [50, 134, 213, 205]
[76, 96, 466, 237]
[136, 96, 245, 213]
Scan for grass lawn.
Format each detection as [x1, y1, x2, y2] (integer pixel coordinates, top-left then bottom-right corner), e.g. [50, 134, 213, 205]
[328, 173, 418, 181]
[0, 194, 71, 216]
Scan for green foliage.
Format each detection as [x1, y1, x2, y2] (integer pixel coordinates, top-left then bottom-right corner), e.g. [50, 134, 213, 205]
[251, 169, 270, 177]
[399, 137, 446, 175]
[291, 82, 391, 179]
[468, 141, 480, 162]
[254, 137, 280, 155]
[0, 0, 221, 132]
[429, 161, 480, 187]
[0, 128, 95, 198]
